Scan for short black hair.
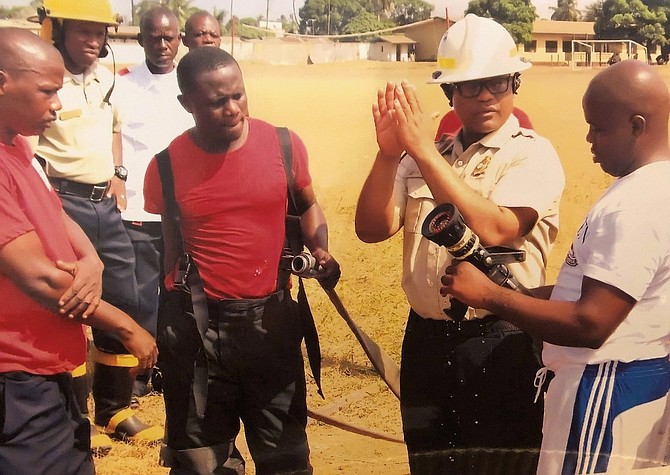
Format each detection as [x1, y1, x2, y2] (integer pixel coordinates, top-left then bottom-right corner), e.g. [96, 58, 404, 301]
[139, 6, 178, 35]
[177, 47, 239, 94]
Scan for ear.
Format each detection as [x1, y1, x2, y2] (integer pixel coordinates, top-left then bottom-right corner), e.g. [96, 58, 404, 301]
[0, 70, 9, 95]
[177, 94, 192, 114]
[439, 83, 454, 107]
[630, 114, 646, 137]
[98, 42, 109, 58]
[137, 33, 143, 47]
[512, 73, 521, 94]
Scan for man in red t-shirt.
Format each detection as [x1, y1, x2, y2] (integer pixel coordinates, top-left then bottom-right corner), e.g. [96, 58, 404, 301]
[0, 28, 157, 475]
[144, 47, 340, 474]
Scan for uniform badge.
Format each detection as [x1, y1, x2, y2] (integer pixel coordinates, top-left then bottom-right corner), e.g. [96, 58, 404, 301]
[471, 154, 491, 177]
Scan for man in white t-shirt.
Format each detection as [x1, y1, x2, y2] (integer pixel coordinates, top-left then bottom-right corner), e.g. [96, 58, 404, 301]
[442, 59, 670, 473]
[115, 6, 194, 400]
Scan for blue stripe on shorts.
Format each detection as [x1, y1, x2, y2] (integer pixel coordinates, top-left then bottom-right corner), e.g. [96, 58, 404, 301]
[562, 356, 670, 474]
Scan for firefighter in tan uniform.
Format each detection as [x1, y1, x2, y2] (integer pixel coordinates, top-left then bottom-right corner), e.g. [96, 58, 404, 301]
[30, 0, 162, 452]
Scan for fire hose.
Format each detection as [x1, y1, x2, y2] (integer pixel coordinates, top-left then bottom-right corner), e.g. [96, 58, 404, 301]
[306, 287, 403, 443]
[292, 254, 403, 442]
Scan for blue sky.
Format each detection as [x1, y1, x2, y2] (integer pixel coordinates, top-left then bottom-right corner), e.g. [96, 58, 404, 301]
[0, 0, 569, 22]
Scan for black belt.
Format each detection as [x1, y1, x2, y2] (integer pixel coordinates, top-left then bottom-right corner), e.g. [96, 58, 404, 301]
[49, 178, 110, 202]
[409, 309, 520, 337]
[206, 290, 286, 319]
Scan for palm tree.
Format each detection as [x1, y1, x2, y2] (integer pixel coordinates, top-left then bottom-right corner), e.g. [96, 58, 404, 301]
[133, 0, 198, 27]
[550, 0, 582, 21]
[163, 0, 198, 27]
[212, 6, 227, 25]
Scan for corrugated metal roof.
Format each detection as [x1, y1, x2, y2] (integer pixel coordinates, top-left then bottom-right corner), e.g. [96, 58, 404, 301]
[375, 34, 417, 44]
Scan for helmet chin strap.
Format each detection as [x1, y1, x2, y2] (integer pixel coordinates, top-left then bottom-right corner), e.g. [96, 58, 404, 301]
[512, 72, 522, 94]
[102, 42, 115, 105]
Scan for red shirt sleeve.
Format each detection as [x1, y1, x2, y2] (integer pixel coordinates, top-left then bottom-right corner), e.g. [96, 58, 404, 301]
[143, 156, 165, 215]
[0, 166, 35, 249]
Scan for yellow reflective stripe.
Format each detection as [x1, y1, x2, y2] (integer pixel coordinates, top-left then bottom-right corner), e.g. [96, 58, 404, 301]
[106, 408, 136, 432]
[91, 347, 139, 367]
[437, 57, 457, 70]
[71, 362, 87, 378]
[131, 425, 164, 443]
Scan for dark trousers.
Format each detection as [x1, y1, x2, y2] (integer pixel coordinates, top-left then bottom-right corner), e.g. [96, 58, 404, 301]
[400, 310, 544, 475]
[0, 371, 94, 475]
[159, 289, 311, 475]
[60, 194, 140, 353]
[123, 220, 163, 338]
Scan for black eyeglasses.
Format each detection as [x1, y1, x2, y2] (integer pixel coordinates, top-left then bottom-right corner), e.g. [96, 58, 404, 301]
[452, 75, 512, 99]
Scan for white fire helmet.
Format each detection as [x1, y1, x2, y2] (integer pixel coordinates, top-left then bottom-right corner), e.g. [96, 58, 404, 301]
[429, 14, 531, 84]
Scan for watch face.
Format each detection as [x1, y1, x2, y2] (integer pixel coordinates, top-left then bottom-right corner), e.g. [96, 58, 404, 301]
[115, 166, 128, 180]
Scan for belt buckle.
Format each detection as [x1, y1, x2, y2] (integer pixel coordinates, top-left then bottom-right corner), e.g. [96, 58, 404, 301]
[90, 184, 107, 202]
[174, 254, 192, 290]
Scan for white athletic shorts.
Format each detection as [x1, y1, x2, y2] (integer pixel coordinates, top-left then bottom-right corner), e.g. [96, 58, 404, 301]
[537, 357, 670, 474]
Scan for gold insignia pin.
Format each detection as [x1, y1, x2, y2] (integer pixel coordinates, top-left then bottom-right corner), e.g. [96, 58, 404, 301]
[471, 154, 491, 177]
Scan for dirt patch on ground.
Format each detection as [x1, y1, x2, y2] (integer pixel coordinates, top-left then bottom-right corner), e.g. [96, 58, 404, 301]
[95, 60, 639, 474]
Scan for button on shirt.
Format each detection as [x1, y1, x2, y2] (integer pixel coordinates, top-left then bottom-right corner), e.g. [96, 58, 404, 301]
[36, 62, 120, 184]
[115, 62, 194, 222]
[394, 115, 565, 320]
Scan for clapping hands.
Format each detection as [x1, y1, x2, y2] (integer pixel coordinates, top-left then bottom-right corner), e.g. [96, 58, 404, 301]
[372, 81, 434, 160]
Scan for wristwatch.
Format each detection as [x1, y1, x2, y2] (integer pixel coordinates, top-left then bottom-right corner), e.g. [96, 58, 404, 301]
[114, 165, 128, 181]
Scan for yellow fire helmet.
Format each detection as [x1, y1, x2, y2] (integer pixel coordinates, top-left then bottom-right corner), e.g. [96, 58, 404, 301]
[29, 0, 118, 41]
[429, 14, 531, 84]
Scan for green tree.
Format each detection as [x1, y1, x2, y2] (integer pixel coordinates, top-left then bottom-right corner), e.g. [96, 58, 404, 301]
[391, 0, 433, 25]
[550, 0, 582, 20]
[0, 0, 41, 19]
[583, 0, 604, 21]
[133, 0, 198, 27]
[299, 0, 362, 35]
[594, 0, 667, 52]
[280, 14, 298, 33]
[161, 0, 198, 27]
[298, 0, 434, 35]
[0, 7, 20, 18]
[363, 0, 395, 18]
[344, 9, 392, 34]
[223, 16, 274, 39]
[466, 0, 537, 44]
[212, 7, 227, 25]
[241, 16, 259, 27]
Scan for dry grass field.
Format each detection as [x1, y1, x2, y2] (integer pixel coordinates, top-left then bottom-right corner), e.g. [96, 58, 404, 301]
[95, 60, 661, 474]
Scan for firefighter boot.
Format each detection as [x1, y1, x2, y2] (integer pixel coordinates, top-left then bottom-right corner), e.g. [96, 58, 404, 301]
[91, 352, 163, 444]
[71, 362, 113, 456]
